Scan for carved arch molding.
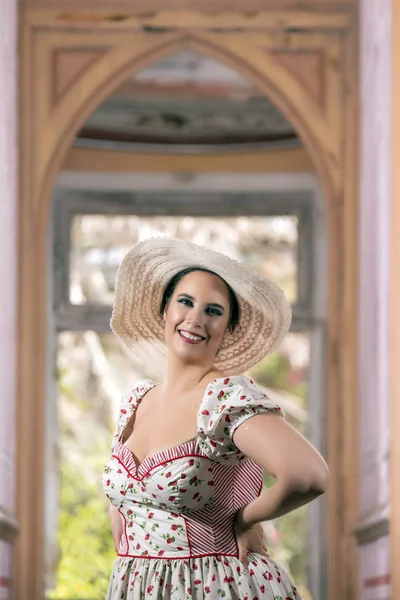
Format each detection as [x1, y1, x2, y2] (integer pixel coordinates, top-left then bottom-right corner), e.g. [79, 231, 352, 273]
[17, 7, 359, 600]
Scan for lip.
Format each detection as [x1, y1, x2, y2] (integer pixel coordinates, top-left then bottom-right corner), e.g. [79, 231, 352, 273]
[178, 329, 206, 344]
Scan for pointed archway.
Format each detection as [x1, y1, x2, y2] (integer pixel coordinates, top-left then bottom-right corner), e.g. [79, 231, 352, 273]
[18, 10, 358, 600]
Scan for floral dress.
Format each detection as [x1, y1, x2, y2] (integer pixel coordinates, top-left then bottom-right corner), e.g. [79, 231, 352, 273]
[101, 375, 300, 600]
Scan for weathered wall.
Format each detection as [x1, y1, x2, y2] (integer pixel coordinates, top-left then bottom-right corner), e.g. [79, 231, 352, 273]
[358, 0, 392, 598]
[0, 0, 18, 598]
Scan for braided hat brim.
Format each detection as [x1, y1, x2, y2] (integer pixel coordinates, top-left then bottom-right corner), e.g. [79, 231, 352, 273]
[111, 238, 292, 375]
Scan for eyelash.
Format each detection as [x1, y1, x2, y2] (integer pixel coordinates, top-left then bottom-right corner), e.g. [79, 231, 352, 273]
[178, 298, 223, 316]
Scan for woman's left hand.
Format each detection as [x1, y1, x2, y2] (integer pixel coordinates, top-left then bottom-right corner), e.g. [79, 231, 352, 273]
[234, 510, 269, 568]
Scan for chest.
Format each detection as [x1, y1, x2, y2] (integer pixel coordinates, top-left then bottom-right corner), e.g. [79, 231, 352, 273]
[122, 390, 203, 463]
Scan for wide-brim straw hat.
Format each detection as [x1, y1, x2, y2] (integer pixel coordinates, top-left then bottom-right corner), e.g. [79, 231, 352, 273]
[111, 238, 292, 375]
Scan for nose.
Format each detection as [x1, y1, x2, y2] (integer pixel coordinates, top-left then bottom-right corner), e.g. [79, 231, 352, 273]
[186, 305, 204, 329]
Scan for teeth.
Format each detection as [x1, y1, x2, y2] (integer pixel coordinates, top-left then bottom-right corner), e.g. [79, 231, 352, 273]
[180, 331, 204, 341]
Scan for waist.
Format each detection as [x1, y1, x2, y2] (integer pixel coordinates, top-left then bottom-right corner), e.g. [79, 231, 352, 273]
[118, 506, 237, 558]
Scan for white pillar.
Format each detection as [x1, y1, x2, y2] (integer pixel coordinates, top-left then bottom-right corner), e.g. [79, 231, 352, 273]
[0, 0, 18, 597]
[358, 0, 392, 598]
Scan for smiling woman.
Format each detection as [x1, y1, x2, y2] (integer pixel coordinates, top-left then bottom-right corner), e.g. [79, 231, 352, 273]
[160, 266, 241, 334]
[100, 237, 328, 600]
[162, 270, 232, 369]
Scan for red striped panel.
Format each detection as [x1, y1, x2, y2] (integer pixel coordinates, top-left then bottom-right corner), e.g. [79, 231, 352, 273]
[185, 459, 263, 556]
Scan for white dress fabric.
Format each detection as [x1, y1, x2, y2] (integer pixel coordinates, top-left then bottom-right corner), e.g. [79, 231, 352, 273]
[101, 375, 300, 600]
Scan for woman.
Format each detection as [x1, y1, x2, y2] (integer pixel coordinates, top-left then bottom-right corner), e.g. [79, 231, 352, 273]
[102, 238, 328, 599]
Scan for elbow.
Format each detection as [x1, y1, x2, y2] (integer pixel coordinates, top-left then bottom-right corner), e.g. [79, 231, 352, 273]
[308, 464, 329, 495]
[284, 462, 329, 496]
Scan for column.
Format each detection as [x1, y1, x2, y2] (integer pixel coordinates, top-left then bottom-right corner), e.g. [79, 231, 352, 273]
[357, 0, 392, 599]
[0, 0, 18, 598]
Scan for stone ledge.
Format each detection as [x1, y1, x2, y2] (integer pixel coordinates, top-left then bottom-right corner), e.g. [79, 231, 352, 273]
[353, 505, 390, 546]
[0, 506, 19, 543]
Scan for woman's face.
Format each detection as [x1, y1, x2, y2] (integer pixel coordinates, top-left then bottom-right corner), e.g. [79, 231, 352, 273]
[163, 271, 231, 367]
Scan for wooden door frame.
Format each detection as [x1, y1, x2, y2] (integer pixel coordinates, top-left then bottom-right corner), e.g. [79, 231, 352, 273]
[17, 6, 359, 600]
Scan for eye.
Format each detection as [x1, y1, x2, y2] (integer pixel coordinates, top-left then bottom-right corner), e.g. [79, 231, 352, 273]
[178, 298, 193, 306]
[207, 307, 223, 317]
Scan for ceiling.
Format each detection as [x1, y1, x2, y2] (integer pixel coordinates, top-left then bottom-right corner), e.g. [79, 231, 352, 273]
[76, 51, 299, 151]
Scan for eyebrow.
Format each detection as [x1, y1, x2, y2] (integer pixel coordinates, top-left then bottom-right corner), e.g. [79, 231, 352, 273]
[177, 293, 225, 311]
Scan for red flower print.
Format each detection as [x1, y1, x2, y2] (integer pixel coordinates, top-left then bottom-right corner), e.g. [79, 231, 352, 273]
[128, 535, 134, 541]
[117, 469, 122, 474]
[168, 496, 175, 501]
[127, 509, 133, 516]
[205, 586, 211, 594]
[201, 409, 210, 415]
[194, 579, 201, 585]
[189, 459, 195, 466]
[128, 483, 133, 489]
[237, 566, 241, 574]
[250, 569, 255, 576]
[157, 484, 164, 490]
[167, 537, 174, 544]
[120, 490, 126, 495]
[208, 480, 214, 486]
[158, 550, 165, 556]
[181, 489, 187, 493]
[210, 440, 217, 447]
[145, 533, 150, 540]
[120, 408, 127, 414]
[187, 588, 192, 595]
[192, 492, 199, 499]
[136, 543, 140, 550]
[147, 585, 154, 594]
[170, 480, 178, 486]
[106, 479, 110, 486]
[181, 473, 187, 479]
[260, 586, 265, 593]
[165, 471, 172, 478]
[240, 395, 246, 400]
[190, 476, 197, 484]
[212, 575, 216, 581]
[177, 546, 184, 551]
[134, 570, 139, 577]
[224, 377, 230, 384]
[128, 521, 133, 528]
[171, 524, 178, 531]
[218, 391, 224, 399]
[208, 390, 213, 395]
[225, 415, 231, 422]
[250, 379, 254, 384]
[220, 404, 226, 410]
[148, 512, 154, 519]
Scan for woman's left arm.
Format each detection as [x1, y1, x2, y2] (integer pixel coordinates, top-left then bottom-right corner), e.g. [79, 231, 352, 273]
[233, 412, 329, 529]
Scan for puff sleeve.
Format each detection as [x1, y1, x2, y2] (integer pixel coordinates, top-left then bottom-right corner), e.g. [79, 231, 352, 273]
[110, 380, 155, 452]
[197, 375, 284, 461]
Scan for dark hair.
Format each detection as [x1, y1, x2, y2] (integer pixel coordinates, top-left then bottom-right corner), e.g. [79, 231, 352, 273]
[160, 267, 240, 333]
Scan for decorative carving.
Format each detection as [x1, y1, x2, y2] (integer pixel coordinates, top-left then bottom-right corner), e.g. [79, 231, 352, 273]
[271, 50, 325, 109]
[52, 48, 106, 106]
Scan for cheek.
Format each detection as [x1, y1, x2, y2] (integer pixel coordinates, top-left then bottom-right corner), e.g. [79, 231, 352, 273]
[164, 303, 185, 329]
[208, 317, 229, 340]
